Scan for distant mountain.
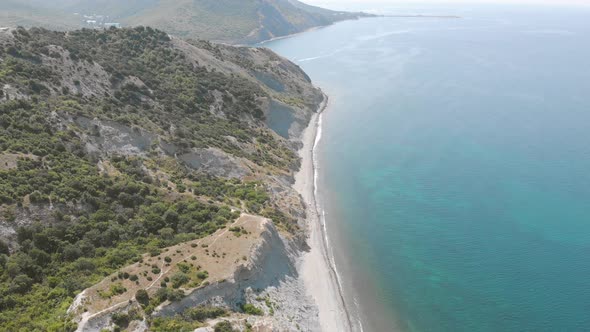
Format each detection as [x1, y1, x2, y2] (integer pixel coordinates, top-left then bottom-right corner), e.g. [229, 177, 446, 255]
[0, 0, 371, 44]
[0, 0, 80, 30]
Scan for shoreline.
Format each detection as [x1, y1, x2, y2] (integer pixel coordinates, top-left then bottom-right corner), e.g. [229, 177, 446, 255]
[294, 93, 358, 332]
[256, 26, 325, 46]
[255, 16, 376, 47]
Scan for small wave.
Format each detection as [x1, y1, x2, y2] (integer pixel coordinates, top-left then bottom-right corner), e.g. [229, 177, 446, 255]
[312, 112, 365, 332]
[523, 29, 574, 35]
[357, 29, 412, 41]
[298, 55, 326, 62]
[298, 49, 340, 63]
[353, 296, 366, 332]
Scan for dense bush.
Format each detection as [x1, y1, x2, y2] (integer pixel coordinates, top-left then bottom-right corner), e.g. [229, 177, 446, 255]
[214, 321, 237, 332]
[135, 289, 150, 306]
[241, 303, 263, 316]
[184, 306, 226, 321]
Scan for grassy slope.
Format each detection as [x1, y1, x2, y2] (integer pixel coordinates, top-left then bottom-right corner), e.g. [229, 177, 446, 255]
[124, 0, 368, 43]
[124, 0, 261, 42]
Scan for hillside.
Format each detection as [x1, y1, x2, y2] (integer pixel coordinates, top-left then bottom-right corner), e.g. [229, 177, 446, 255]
[0, 26, 323, 331]
[0, 0, 371, 44]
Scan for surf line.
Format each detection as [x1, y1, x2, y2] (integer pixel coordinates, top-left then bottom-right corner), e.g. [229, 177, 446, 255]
[311, 93, 364, 332]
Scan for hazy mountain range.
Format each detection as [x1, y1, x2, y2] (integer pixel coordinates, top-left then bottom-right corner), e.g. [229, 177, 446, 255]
[0, 0, 370, 43]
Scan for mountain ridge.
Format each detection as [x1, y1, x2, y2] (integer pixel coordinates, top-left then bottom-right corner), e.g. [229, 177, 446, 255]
[0, 0, 372, 44]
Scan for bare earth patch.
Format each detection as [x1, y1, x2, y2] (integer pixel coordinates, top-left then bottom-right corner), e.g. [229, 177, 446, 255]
[0, 153, 38, 170]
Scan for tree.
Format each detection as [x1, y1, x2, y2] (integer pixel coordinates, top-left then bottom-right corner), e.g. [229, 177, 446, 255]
[6, 252, 42, 281]
[135, 289, 149, 306]
[63, 245, 83, 261]
[170, 272, 189, 288]
[214, 321, 236, 332]
[0, 240, 9, 255]
[10, 274, 33, 294]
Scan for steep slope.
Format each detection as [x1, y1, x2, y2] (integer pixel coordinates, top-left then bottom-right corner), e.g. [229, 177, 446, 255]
[67, 214, 310, 331]
[0, 26, 322, 331]
[124, 0, 370, 43]
[0, 0, 371, 44]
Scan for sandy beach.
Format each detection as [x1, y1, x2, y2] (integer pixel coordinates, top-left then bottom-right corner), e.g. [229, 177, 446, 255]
[294, 94, 354, 332]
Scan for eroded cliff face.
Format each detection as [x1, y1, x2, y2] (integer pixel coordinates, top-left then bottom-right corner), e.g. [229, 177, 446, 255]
[155, 218, 317, 330]
[70, 216, 318, 332]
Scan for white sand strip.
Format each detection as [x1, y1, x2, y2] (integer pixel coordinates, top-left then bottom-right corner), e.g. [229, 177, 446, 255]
[294, 94, 354, 332]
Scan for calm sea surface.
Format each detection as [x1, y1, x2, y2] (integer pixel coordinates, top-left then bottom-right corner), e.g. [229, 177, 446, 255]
[265, 4, 590, 331]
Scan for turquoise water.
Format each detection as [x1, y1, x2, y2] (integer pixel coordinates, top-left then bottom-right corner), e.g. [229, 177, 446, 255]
[265, 5, 590, 331]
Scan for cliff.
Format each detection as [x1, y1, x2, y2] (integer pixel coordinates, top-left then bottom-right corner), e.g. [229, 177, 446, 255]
[68, 214, 316, 331]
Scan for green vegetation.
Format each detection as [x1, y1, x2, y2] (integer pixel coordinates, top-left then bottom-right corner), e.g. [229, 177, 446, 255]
[98, 283, 127, 299]
[149, 305, 227, 332]
[229, 226, 249, 237]
[214, 320, 237, 332]
[150, 317, 201, 332]
[135, 289, 150, 306]
[264, 296, 275, 316]
[170, 272, 190, 288]
[0, 25, 311, 331]
[184, 306, 227, 321]
[241, 303, 264, 316]
[0, 26, 301, 331]
[111, 308, 142, 330]
[0, 27, 298, 170]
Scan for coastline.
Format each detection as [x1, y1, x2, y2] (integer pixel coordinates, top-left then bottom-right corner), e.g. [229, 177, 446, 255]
[256, 26, 325, 46]
[294, 93, 357, 332]
[256, 16, 376, 46]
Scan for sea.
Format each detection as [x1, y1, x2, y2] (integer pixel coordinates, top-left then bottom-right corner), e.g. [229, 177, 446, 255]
[264, 3, 590, 331]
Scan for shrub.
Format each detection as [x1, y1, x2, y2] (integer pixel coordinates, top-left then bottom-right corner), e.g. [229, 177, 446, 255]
[170, 272, 189, 288]
[214, 321, 236, 332]
[135, 289, 150, 306]
[177, 262, 190, 273]
[241, 303, 263, 316]
[196, 271, 208, 280]
[9, 274, 33, 294]
[184, 306, 226, 322]
[111, 312, 130, 328]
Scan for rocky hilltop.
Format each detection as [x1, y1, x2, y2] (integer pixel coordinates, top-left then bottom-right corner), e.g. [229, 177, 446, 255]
[0, 26, 324, 331]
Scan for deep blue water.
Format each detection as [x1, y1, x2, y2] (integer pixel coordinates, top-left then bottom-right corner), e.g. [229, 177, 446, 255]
[265, 5, 590, 331]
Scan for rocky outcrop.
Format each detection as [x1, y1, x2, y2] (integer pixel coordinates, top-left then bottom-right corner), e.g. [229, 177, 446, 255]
[155, 219, 318, 331]
[157, 220, 294, 314]
[69, 216, 318, 331]
[74, 116, 157, 157]
[179, 148, 251, 179]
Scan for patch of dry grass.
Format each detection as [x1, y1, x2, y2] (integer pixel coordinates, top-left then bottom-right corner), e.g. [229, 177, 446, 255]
[75, 214, 269, 317]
